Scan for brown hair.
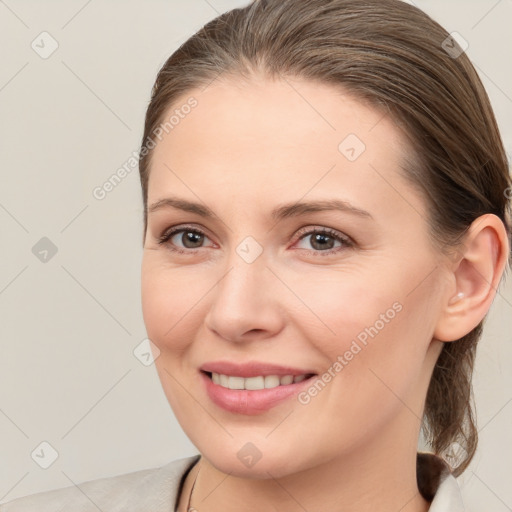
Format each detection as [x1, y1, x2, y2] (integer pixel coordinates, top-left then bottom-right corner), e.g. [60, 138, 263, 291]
[138, 0, 512, 476]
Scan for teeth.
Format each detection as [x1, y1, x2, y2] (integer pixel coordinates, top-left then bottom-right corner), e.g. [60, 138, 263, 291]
[228, 376, 245, 390]
[245, 376, 265, 390]
[280, 375, 294, 385]
[210, 373, 309, 390]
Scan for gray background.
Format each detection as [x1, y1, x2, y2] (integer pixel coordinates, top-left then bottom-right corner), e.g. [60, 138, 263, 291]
[0, 1, 511, 510]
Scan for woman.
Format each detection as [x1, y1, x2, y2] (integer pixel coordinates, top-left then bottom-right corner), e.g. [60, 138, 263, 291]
[2, 0, 510, 511]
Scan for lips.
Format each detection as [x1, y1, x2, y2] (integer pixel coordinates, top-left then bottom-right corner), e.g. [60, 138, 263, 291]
[199, 360, 318, 415]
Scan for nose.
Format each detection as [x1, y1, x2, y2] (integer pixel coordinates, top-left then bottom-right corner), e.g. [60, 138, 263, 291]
[204, 248, 285, 343]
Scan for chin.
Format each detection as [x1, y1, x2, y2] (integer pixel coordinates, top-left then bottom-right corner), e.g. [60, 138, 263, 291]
[198, 440, 320, 481]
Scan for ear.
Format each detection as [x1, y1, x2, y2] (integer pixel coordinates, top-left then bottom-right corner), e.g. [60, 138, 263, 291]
[434, 214, 510, 342]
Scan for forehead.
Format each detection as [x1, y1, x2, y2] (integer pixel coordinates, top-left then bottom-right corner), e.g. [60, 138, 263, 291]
[152, 76, 398, 162]
[147, 77, 426, 224]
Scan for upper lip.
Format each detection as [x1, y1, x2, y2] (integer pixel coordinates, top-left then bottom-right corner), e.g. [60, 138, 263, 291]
[200, 361, 317, 378]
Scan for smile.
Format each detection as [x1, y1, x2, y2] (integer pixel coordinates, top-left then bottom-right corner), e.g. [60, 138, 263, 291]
[200, 370, 318, 415]
[210, 372, 311, 390]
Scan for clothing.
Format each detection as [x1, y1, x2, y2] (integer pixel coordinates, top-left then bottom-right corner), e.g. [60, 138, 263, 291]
[0, 452, 465, 511]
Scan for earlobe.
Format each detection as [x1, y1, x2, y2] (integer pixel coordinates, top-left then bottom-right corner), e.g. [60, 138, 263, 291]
[434, 214, 510, 343]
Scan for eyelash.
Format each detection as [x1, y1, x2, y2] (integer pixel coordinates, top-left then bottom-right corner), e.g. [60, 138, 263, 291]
[156, 224, 354, 256]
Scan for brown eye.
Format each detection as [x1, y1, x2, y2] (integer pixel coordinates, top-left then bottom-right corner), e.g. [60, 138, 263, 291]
[157, 226, 214, 253]
[294, 227, 353, 255]
[308, 232, 337, 251]
[173, 230, 205, 249]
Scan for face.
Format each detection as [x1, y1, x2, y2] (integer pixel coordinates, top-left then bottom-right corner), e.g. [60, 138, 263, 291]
[141, 76, 448, 478]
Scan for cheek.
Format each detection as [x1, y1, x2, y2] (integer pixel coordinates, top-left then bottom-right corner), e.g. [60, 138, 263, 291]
[289, 264, 435, 401]
[141, 257, 207, 353]
[141, 260, 205, 424]
[280, 266, 404, 355]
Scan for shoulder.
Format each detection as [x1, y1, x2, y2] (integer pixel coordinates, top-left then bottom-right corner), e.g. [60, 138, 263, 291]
[0, 454, 201, 512]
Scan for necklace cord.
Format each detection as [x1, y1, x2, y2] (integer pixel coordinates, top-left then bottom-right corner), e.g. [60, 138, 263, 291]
[186, 459, 201, 512]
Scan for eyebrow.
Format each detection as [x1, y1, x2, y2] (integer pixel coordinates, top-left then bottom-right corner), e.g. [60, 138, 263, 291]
[147, 197, 373, 221]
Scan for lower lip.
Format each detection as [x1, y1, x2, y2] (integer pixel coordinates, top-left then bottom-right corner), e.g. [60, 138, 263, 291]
[200, 371, 316, 415]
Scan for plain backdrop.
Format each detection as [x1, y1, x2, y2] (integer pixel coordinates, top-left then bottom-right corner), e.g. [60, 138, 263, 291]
[0, 1, 511, 510]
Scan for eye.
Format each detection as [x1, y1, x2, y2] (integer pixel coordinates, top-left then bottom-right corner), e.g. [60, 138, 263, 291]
[157, 224, 353, 256]
[293, 227, 353, 255]
[157, 225, 214, 254]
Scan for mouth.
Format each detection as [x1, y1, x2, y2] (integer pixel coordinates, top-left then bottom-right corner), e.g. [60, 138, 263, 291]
[199, 370, 318, 415]
[201, 371, 316, 390]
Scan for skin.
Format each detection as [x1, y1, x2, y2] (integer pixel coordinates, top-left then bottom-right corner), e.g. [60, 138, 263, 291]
[141, 75, 509, 512]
